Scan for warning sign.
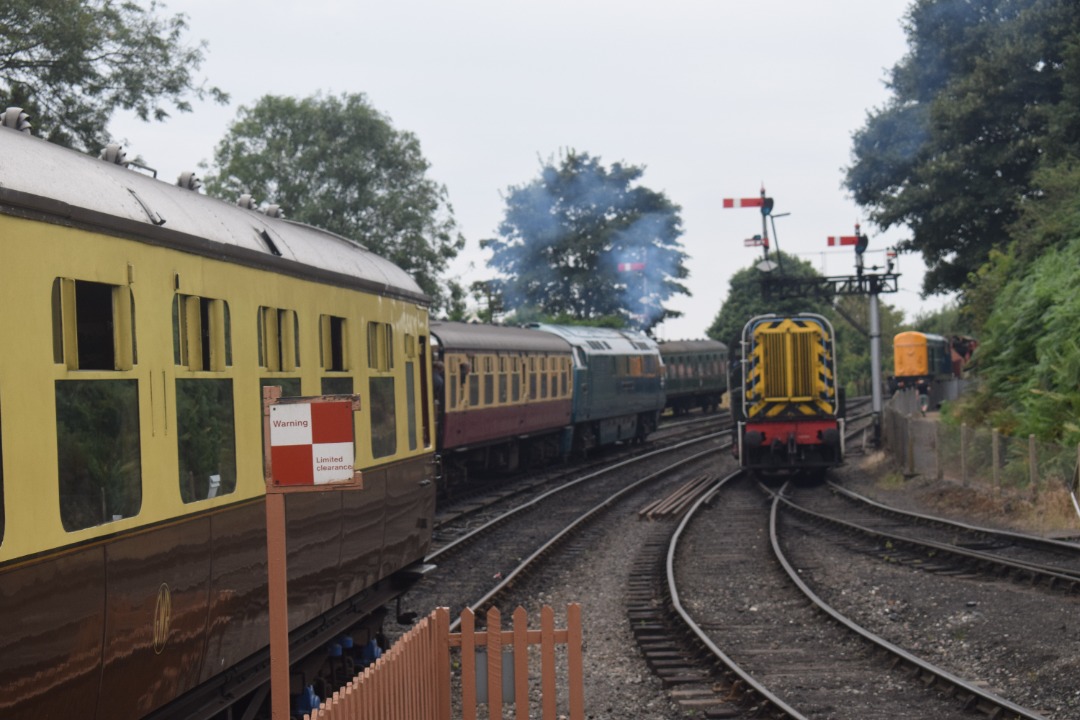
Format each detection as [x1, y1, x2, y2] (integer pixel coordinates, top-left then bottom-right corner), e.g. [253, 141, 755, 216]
[267, 397, 360, 488]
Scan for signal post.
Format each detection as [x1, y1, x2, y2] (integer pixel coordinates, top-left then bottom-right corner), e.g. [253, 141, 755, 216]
[725, 191, 899, 445]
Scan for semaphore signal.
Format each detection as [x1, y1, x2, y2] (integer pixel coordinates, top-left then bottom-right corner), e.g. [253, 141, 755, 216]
[827, 235, 859, 247]
[724, 186, 779, 269]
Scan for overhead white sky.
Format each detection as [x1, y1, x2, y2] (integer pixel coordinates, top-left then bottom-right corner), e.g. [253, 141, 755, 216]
[110, 0, 954, 340]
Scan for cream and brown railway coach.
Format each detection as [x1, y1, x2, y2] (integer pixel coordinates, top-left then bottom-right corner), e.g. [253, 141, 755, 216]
[0, 122, 437, 719]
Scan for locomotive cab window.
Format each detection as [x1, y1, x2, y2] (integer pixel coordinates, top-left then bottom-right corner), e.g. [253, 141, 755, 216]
[52, 277, 142, 531]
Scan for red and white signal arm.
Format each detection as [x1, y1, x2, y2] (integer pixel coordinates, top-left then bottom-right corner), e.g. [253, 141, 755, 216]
[264, 389, 363, 492]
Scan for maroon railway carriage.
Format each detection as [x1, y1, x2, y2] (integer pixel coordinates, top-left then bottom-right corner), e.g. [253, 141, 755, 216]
[430, 322, 574, 478]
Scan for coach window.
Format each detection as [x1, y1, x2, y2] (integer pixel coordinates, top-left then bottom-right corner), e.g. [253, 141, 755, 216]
[511, 358, 521, 402]
[53, 278, 142, 531]
[467, 353, 480, 407]
[0, 392, 4, 544]
[258, 306, 301, 472]
[404, 333, 417, 451]
[367, 321, 397, 458]
[447, 356, 459, 410]
[498, 357, 508, 404]
[540, 357, 548, 399]
[173, 294, 231, 371]
[176, 378, 236, 502]
[52, 278, 136, 371]
[321, 314, 353, 395]
[526, 357, 535, 399]
[172, 293, 236, 503]
[258, 306, 299, 372]
[483, 357, 494, 405]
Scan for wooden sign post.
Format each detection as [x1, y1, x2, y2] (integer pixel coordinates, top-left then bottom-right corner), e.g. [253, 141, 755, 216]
[262, 386, 363, 719]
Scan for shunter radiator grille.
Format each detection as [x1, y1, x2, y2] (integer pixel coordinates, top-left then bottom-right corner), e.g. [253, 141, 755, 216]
[760, 329, 816, 401]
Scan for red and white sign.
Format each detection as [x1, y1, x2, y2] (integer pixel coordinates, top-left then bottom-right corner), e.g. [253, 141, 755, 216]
[269, 400, 356, 486]
[618, 262, 646, 271]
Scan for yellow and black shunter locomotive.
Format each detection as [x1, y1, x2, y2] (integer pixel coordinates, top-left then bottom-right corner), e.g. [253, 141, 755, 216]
[732, 313, 844, 475]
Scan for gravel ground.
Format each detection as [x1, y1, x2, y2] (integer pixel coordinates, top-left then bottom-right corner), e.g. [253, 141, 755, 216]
[497, 516, 687, 719]
[821, 452, 1080, 718]
[387, 436, 1080, 718]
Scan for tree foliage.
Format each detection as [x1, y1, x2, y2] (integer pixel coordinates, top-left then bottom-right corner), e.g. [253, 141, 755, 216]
[706, 253, 908, 396]
[484, 151, 689, 334]
[203, 93, 465, 309]
[0, 0, 227, 151]
[705, 252, 833, 351]
[844, 0, 1080, 296]
[957, 161, 1080, 444]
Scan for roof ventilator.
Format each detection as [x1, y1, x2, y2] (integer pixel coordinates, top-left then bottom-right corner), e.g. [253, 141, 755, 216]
[261, 204, 284, 219]
[177, 171, 202, 191]
[2, 107, 32, 133]
[237, 194, 258, 210]
[100, 143, 127, 165]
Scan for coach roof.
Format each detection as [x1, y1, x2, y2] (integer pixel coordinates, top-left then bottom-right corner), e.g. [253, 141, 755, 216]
[0, 128, 427, 304]
[430, 321, 572, 354]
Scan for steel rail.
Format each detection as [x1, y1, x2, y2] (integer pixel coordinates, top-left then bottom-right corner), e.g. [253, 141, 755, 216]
[778, 490, 1080, 587]
[446, 434, 730, 632]
[428, 429, 729, 562]
[665, 470, 809, 720]
[829, 481, 1080, 553]
[767, 483, 1050, 720]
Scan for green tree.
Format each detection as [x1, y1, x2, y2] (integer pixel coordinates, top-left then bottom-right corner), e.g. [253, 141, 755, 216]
[844, 0, 1080, 296]
[0, 0, 227, 151]
[485, 151, 689, 334]
[958, 161, 1080, 443]
[203, 93, 465, 310]
[706, 252, 832, 350]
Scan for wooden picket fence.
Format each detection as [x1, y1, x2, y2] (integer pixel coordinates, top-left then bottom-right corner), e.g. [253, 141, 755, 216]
[305, 604, 584, 720]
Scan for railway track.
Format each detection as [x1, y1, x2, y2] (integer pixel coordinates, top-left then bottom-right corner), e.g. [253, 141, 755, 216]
[433, 409, 729, 518]
[395, 423, 730, 639]
[785, 482, 1080, 590]
[665, 473, 1051, 719]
